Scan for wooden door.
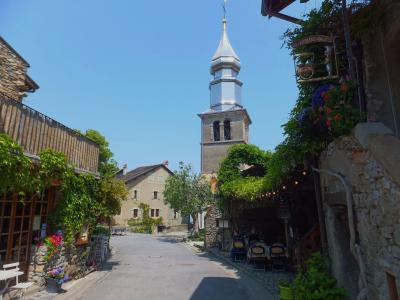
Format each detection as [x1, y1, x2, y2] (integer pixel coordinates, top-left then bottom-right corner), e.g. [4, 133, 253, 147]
[0, 193, 33, 275]
[0, 189, 55, 277]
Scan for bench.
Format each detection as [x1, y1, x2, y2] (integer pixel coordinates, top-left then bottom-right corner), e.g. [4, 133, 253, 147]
[1, 262, 33, 299]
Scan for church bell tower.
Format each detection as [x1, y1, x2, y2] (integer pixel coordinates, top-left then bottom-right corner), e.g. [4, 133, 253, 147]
[199, 15, 251, 175]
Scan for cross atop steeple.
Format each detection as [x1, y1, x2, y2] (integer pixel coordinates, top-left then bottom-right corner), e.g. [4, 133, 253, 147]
[223, 0, 227, 19]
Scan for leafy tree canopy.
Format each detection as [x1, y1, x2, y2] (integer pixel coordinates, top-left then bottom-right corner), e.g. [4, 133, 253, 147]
[84, 129, 119, 176]
[163, 162, 212, 232]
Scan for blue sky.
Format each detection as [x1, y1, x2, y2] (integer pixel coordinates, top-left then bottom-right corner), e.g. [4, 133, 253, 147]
[0, 0, 315, 172]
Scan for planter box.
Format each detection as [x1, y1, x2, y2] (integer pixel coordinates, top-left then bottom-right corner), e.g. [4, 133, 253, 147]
[279, 284, 295, 300]
[46, 278, 62, 293]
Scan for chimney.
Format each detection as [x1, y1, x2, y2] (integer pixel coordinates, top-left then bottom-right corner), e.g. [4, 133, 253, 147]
[162, 160, 169, 166]
[122, 164, 128, 175]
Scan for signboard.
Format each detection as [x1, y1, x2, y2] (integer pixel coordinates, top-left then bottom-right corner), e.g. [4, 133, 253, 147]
[292, 35, 333, 49]
[292, 35, 339, 83]
[217, 219, 229, 228]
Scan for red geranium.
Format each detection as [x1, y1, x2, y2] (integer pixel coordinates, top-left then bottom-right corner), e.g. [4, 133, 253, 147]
[334, 114, 341, 121]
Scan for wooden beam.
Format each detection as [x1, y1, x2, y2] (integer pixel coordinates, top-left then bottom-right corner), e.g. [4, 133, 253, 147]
[266, 11, 302, 24]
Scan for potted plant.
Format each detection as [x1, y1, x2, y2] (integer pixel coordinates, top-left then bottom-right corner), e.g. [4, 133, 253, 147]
[45, 267, 70, 293]
[278, 280, 295, 300]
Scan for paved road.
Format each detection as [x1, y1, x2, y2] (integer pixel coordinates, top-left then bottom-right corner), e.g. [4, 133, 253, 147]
[74, 234, 275, 300]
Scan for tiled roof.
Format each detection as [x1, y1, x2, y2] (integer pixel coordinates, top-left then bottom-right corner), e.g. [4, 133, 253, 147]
[118, 164, 173, 183]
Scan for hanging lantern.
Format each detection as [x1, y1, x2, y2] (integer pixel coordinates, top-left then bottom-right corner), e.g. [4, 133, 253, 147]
[294, 52, 315, 80]
[292, 35, 339, 83]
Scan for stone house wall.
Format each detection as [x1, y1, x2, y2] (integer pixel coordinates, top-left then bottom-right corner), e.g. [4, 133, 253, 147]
[360, 0, 400, 137]
[0, 37, 36, 101]
[319, 123, 400, 299]
[114, 167, 187, 229]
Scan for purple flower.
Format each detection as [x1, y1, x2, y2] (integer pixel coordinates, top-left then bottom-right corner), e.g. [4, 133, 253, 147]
[312, 84, 335, 108]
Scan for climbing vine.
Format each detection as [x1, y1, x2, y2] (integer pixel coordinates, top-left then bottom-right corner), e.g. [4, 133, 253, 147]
[0, 133, 35, 195]
[0, 131, 128, 244]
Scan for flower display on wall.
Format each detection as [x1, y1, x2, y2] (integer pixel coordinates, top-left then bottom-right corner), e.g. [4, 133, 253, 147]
[43, 230, 63, 262]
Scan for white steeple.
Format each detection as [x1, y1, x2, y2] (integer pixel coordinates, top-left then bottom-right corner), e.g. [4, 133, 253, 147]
[211, 19, 240, 66]
[209, 17, 243, 112]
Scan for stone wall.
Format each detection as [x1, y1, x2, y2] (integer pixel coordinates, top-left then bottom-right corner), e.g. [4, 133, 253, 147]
[29, 243, 91, 286]
[319, 124, 400, 299]
[360, 1, 400, 137]
[204, 203, 222, 249]
[0, 38, 35, 101]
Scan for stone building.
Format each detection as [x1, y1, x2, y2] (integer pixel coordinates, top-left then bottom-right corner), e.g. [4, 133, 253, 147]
[114, 163, 188, 231]
[0, 37, 39, 101]
[0, 36, 100, 287]
[316, 3, 400, 299]
[260, 1, 400, 298]
[200, 16, 251, 248]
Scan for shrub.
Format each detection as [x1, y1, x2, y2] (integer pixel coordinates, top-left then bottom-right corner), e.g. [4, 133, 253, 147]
[294, 252, 347, 300]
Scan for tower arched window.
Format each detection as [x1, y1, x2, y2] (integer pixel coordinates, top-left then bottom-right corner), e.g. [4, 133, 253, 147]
[213, 121, 220, 141]
[224, 120, 231, 140]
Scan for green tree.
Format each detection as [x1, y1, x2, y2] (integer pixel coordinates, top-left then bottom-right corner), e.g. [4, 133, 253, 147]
[84, 129, 119, 176]
[163, 162, 212, 234]
[84, 129, 128, 218]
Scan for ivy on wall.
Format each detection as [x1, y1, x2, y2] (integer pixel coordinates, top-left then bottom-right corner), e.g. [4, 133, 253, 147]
[0, 131, 128, 244]
[218, 144, 272, 202]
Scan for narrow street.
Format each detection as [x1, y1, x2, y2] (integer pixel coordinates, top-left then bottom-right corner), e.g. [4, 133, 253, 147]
[69, 234, 275, 300]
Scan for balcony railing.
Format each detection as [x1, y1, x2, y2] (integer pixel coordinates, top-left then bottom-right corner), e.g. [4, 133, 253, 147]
[0, 98, 99, 174]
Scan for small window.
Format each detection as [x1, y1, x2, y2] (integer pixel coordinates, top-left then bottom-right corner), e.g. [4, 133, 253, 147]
[133, 190, 138, 200]
[224, 120, 231, 140]
[213, 121, 220, 141]
[155, 209, 160, 217]
[150, 209, 155, 217]
[154, 191, 158, 199]
[133, 209, 138, 218]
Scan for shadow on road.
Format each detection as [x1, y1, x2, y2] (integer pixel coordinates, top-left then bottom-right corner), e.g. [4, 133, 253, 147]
[189, 277, 268, 300]
[100, 260, 120, 271]
[155, 235, 185, 244]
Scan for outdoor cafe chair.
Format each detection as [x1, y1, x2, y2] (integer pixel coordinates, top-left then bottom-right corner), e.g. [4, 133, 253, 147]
[1, 262, 33, 299]
[247, 242, 268, 269]
[230, 238, 247, 262]
[269, 244, 288, 271]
